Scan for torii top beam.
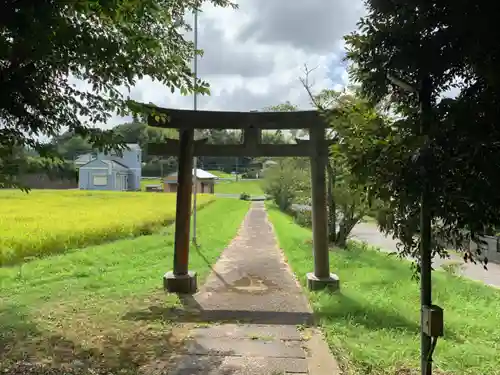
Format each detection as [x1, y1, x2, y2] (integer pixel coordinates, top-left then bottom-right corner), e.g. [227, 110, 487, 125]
[146, 106, 325, 130]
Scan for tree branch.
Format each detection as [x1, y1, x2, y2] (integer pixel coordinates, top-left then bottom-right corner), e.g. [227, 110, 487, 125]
[299, 64, 325, 110]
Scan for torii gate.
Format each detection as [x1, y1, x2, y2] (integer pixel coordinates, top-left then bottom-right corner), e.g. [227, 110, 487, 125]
[147, 107, 339, 294]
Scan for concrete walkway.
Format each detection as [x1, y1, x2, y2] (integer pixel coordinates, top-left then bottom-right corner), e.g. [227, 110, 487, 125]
[168, 202, 339, 375]
[351, 221, 500, 288]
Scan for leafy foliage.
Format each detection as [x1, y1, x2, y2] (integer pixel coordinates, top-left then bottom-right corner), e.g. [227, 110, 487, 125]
[22, 156, 76, 180]
[344, 1, 500, 263]
[0, 0, 236, 187]
[262, 158, 310, 212]
[292, 207, 312, 228]
[261, 93, 374, 246]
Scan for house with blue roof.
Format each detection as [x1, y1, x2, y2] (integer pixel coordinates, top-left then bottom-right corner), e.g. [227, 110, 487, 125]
[77, 144, 142, 191]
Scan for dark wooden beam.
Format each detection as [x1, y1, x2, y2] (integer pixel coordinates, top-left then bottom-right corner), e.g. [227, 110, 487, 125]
[243, 127, 261, 148]
[148, 141, 335, 157]
[172, 129, 194, 276]
[147, 107, 324, 129]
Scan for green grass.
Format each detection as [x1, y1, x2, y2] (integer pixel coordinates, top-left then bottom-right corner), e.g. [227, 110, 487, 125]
[0, 198, 250, 373]
[140, 178, 162, 190]
[266, 204, 500, 375]
[215, 179, 264, 196]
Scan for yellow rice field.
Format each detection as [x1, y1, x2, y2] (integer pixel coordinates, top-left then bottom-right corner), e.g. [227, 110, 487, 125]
[0, 190, 214, 266]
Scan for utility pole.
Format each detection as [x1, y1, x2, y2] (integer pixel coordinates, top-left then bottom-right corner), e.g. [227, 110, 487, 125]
[419, 73, 433, 375]
[191, 7, 199, 246]
[387, 72, 443, 375]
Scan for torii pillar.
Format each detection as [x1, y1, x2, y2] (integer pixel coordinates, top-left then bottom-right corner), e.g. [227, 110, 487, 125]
[163, 128, 198, 294]
[306, 125, 340, 291]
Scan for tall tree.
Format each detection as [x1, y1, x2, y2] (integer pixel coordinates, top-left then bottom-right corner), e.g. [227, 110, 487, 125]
[265, 88, 375, 246]
[344, 0, 500, 263]
[0, 0, 235, 188]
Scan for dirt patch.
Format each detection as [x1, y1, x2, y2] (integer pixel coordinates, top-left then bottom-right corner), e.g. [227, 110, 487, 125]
[231, 274, 278, 294]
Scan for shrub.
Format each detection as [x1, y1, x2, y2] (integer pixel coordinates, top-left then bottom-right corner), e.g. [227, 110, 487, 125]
[262, 158, 309, 212]
[293, 208, 312, 228]
[239, 192, 250, 201]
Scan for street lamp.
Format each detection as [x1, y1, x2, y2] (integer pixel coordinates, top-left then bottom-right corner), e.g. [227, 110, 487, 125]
[387, 71, 443, 375]
[192, 7, 199, 246]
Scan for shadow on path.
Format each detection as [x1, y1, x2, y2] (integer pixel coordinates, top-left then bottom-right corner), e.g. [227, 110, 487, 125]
[124, 294, 314, 326]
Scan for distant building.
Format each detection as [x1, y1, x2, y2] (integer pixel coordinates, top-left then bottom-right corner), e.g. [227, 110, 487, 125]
[164, 169, 217, 194]
[77, 144, 142, 191]
[74, 153, 94, 168]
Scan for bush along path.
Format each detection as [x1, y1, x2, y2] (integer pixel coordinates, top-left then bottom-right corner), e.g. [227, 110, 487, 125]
[165, 201, 340, 375]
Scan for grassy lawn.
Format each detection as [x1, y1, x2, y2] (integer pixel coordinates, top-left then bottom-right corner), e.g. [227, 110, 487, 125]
[0, 190, 214, 265]
[215, 179, 264, 196]
[0, 198, 250, 374]
[140, 178, 162, 190]
[266, 204, 500, 375]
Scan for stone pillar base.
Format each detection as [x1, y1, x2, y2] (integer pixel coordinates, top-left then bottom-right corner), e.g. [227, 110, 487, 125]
[306, 272, 340, 292]
[163, 271, 198, 294]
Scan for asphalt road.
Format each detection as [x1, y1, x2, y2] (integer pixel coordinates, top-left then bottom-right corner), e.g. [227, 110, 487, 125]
[351, 221, 500, 288]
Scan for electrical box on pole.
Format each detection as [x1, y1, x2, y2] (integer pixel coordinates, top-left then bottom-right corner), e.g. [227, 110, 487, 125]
[422, 305, 444, 338]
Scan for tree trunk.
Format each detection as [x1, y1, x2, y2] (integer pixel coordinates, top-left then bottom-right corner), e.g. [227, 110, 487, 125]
[327, 161, 336, 243]
[335, 212, 363, 248]
[335, 222, 348, 247]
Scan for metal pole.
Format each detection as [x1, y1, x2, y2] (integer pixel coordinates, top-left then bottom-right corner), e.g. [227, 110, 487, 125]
[192, 8, 199, 245]
[419, 74, 433, 375]
[387, 70, 435, 375]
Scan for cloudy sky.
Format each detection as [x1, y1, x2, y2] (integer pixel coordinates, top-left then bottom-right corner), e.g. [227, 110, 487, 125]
[105, 0, 366, 128]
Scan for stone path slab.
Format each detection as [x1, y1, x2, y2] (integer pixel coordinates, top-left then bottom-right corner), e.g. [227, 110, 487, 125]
[186, 336, 306, 358]
[190, 324, 302, 341]
[168, 202, 339, 375]
[171, 355, 309, 375]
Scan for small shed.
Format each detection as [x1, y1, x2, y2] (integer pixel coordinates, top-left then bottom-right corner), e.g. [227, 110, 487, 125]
[263, 159, 278, 169]
[164, 169, 217, 194]
[78, 159, 130, 191]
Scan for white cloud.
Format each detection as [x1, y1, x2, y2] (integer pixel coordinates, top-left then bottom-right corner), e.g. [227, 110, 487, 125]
[106, 0, 366, 127]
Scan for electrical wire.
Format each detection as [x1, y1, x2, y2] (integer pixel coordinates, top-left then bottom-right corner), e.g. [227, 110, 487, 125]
[427, 337, 439, 362]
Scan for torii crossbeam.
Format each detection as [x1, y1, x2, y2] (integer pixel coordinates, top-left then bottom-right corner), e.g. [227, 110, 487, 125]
[147, 106, 340, 294]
